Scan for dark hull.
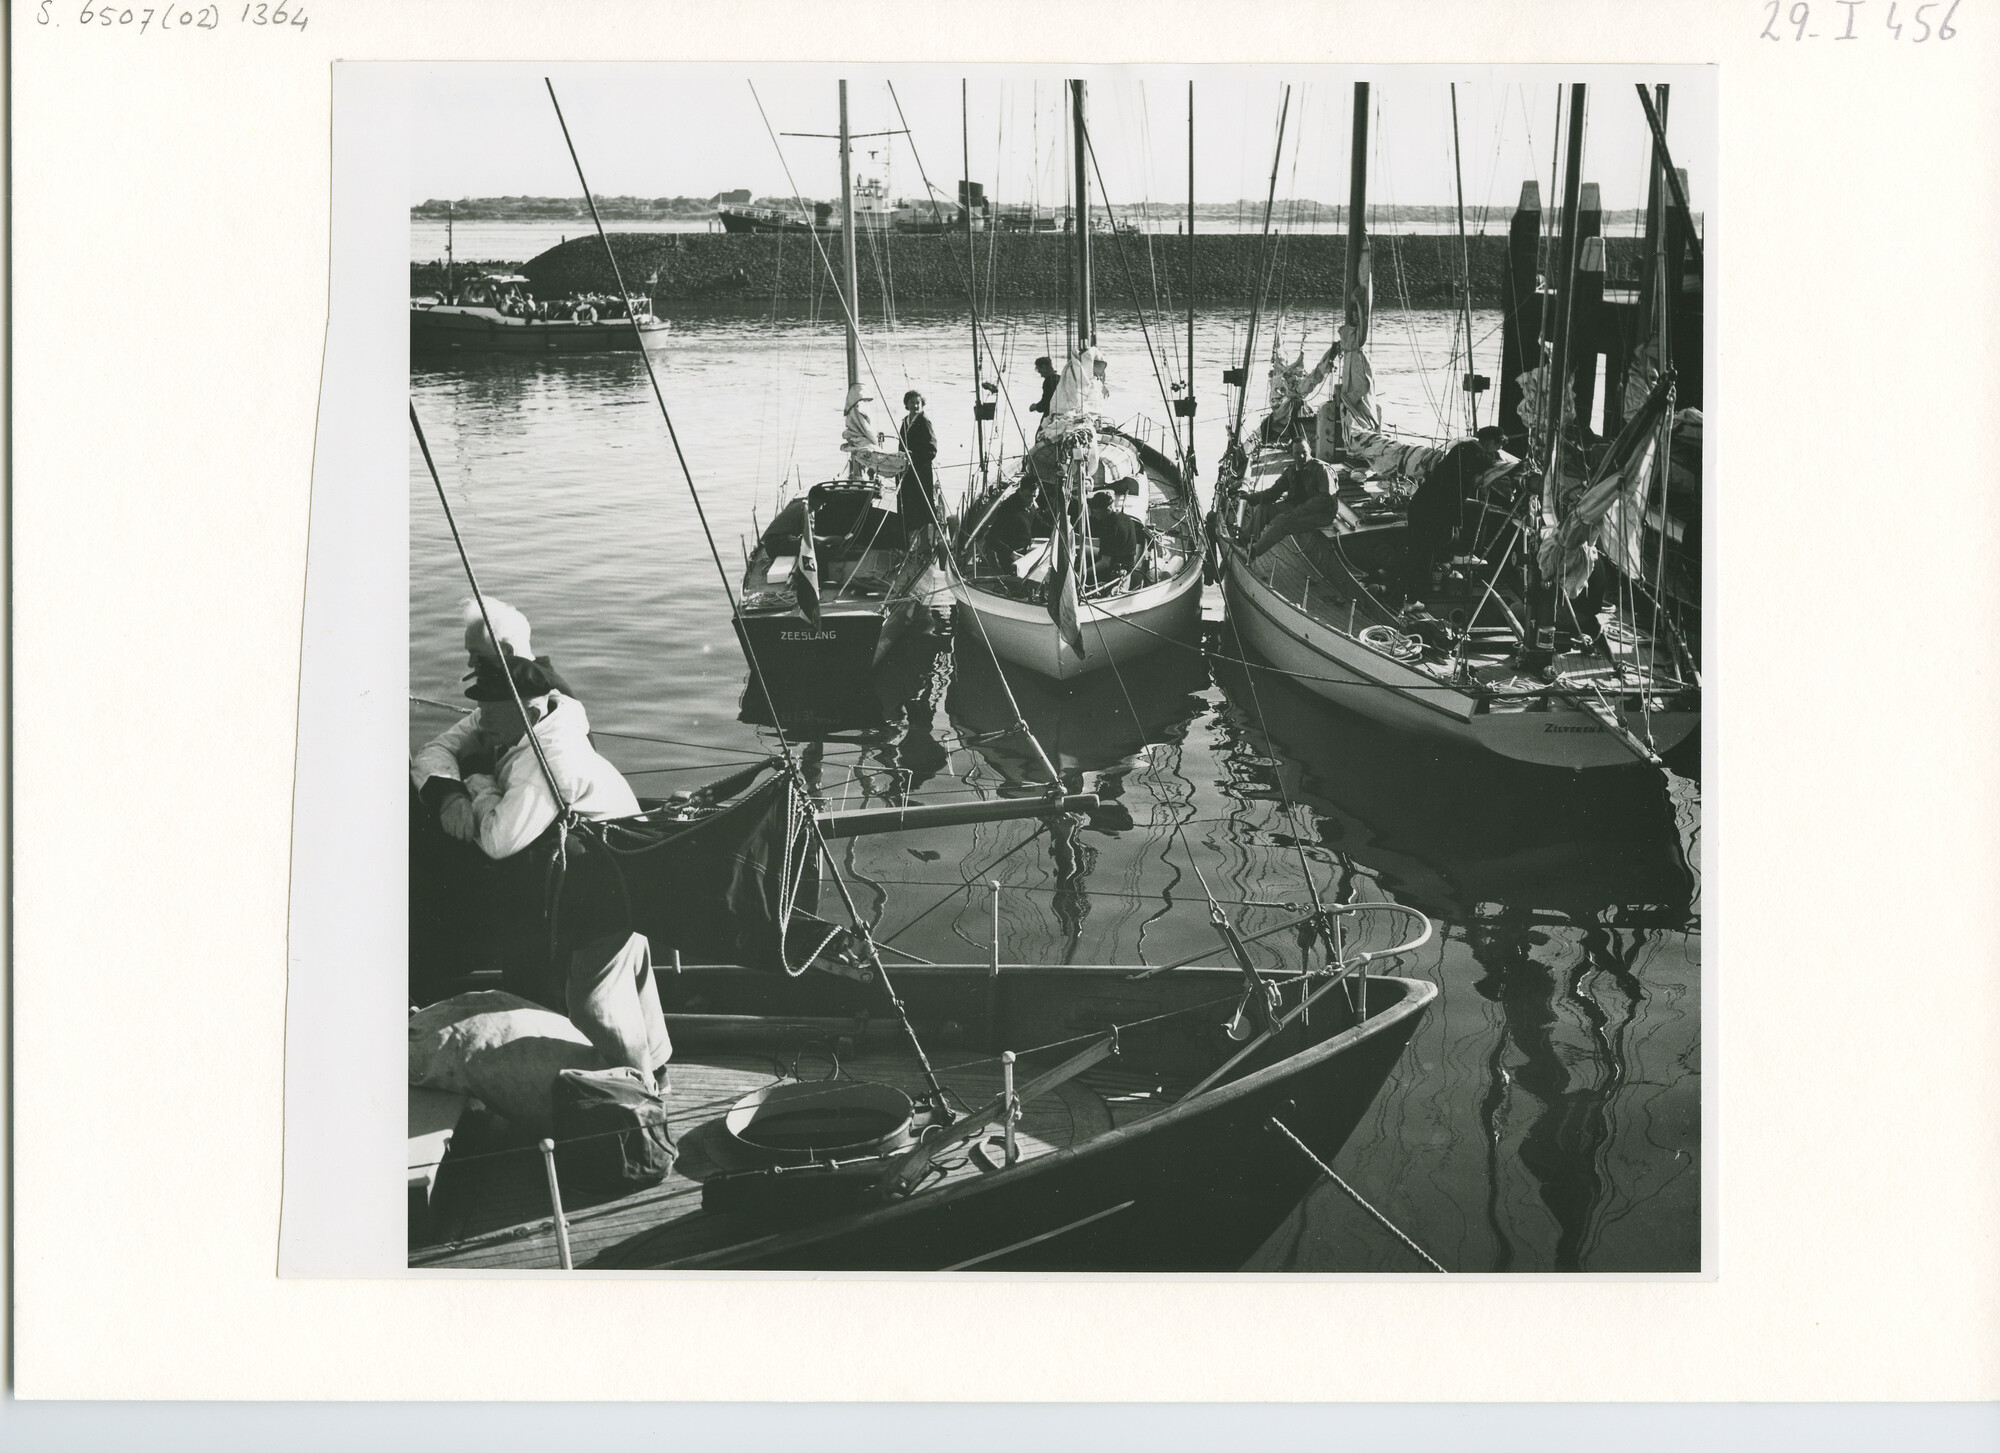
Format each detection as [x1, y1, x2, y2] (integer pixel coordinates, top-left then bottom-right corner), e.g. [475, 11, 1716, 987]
[411, 307, 671, 355]
[600, 973, 1434, 1272]
[733, 607, 888, 735]
[716, 210, 820, 235]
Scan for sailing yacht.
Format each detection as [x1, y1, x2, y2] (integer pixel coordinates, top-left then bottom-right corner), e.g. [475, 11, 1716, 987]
[1215, 83, 1700, 770]
[950, 81, 1206, 683]
[735, 83, 943, 689]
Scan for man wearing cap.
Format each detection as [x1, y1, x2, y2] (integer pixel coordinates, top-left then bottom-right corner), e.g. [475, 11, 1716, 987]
[412, 654, 640, 861]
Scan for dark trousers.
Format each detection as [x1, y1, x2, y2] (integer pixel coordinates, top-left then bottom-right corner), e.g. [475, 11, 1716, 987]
[1249, 496, 1339, 556]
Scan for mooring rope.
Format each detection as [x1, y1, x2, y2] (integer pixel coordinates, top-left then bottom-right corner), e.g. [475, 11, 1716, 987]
[1266, 1114, 1446, 1272]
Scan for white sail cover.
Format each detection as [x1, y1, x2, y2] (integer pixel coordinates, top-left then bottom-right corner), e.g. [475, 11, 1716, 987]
[1042, 346, 1111, 434]
[840, 383, 906, 476]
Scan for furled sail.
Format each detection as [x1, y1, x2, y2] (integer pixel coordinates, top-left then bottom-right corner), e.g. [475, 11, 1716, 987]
[1536, 370, 1677, 592]
[1042, 345, 1111, 434]
[841, 383, 907, 477]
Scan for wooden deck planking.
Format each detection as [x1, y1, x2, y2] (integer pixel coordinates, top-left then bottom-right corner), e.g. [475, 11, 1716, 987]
[412, 1046, 1156, 1271]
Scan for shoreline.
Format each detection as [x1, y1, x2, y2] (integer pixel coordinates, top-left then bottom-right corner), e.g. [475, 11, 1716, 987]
[411, 230, 1655, 313]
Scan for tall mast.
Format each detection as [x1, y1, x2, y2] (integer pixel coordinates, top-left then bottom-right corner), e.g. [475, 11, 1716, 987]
[1071, 80, 1094, 350]
[445, 201, 455, 297]
[1540, 83, 1587, 501]
[964, 81, 987, 484]
[1643, 84, 1670, 370]
[1345, 83, 1370, 338]
[838, 81, 861, 394]
[1227, 85, 1291, 449]
[1449, 84, 1477, 431]
[1185, 81, 1197, 436]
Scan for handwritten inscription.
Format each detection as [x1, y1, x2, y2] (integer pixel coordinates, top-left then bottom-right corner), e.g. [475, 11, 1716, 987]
[37, 1, 308, 28]
[1760, 0, 1961, 38]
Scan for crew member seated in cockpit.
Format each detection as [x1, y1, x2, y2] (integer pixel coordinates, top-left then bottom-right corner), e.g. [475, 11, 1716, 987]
[412, 654, 641, 861]
[1087, 489, 1149, 581]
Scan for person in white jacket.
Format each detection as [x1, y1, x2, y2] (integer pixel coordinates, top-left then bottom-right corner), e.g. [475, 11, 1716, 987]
[411, 655, 641, 860]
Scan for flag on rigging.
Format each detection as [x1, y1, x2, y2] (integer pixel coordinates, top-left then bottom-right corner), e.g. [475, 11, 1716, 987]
[1046, 490, 1087, 661]
[792, 501, 821, 630]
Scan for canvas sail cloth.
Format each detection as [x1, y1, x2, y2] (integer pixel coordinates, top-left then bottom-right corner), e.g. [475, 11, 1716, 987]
[1039, 345, 1111, 437]
[1323, 242, 1475, 483]
[1044, 442, 1091, 659]
[1535, 370, 1678, 594]
[841, 384, 907, 478]
[1262, 332, 1337, 440]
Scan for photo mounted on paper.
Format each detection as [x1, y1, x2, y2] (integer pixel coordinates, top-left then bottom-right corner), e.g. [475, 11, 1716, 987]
[399, 65, 1707, 1274]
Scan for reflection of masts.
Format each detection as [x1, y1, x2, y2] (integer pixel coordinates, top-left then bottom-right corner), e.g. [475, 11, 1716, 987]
[1467, 912, 1644, 1272]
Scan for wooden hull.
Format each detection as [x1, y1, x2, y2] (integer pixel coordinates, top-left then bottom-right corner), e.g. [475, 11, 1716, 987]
[732, 603, 888, 734]
[1222, 552, 1697, 769]
[654, 975, 1434, 1272]
[951, 564, 1203, 682]
[409, 962, 1435, 1273]
[411, 306, 671, 355]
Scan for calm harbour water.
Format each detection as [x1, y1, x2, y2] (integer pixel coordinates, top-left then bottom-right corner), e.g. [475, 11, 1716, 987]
[410, 300, 1701, 1274]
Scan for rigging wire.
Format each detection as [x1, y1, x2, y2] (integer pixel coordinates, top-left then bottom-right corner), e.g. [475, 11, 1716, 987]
[549, 78, 956, 1112]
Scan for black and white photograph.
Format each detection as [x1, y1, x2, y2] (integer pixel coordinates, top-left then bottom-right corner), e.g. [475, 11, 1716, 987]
[399, 64, 1708, 1275]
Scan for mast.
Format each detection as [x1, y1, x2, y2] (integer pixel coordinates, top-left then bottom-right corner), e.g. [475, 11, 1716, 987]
[445, 201, 455, 298]
[964, 81, 987, 486]
[1449, 84, 1477, 431]
[1345, 82, 1369, 339]
[1071, 79, 1094, 350]
[1541, 84, 1587, 500]
[1642, 84, 1671, 368]
[838, 81, 861, 396]
[1227, 85, 1291, 449]
[1184, 81, 1197, 440]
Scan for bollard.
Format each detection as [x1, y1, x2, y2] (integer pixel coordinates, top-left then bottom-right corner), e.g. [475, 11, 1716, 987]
[989, 881, 1002, 977]
[539, 1137, 574, 1271]
[1002, 1051, 1018, 1166]
[987, 881, 1003, 1050]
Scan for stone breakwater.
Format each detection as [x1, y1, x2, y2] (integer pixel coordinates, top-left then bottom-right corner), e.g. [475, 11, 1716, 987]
[411, 232, 1651, 312]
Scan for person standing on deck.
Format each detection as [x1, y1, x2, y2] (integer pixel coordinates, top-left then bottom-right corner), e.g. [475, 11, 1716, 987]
[897, 391, 942, 536]
[412, 655, 641, 861]
[1398, 425, 1505, 606]
[1029, 356, 1060, 418]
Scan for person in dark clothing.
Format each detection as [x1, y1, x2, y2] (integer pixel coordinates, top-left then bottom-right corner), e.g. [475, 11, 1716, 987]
[897, 391, 942, 535]
[984, 474, 1045, 561]
[1244, 456, 1340, 556]
[1029, 356, 1060, 416]
[1399, 425, 1504, 604]
[1087, 490, 1150, 581]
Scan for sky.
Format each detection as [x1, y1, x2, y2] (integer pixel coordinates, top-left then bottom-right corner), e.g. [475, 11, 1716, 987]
[407, 64, 1715, 222]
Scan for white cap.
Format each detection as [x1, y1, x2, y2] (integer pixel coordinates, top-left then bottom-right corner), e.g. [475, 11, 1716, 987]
[461, 596, 534, 663]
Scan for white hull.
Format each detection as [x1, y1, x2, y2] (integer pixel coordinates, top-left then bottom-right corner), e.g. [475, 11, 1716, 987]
[952, 565, 1203, 682]
[1222, 555, 1696, 770]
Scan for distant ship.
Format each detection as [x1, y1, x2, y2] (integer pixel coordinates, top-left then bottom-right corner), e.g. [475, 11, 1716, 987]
[411, 273, 671, 355]
[718, 177, 992, 235]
